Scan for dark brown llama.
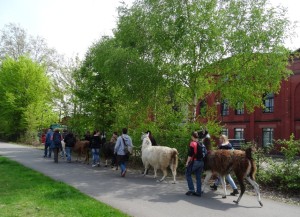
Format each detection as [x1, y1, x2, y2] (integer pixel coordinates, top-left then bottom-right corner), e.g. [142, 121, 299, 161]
[202, 148, 263, 207]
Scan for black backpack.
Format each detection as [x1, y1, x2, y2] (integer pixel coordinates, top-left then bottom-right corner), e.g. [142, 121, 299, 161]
[195, 141, 207, 160]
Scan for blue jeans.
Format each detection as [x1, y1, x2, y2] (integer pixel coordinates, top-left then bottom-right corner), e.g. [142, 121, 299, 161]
[215, 174, 238, 189]
[185, 160, 204, 193]
[92, 148, 100, 164]
[65, 147, 72, 161]
[44, 143, 51, 157]
[117, 155, 128, 174]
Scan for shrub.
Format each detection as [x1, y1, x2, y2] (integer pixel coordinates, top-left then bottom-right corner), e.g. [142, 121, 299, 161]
[256, 134, 300, 193]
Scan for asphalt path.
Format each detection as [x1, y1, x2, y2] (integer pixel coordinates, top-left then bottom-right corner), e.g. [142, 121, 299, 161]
[0, 142, 299, 217]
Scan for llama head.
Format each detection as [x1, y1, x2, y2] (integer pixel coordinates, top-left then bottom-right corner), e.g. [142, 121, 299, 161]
[141, 132, 148, 141]
[141, 132, 152, 150]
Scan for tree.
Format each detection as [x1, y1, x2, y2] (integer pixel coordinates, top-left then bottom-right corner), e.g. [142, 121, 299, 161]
[0, 56, 53, 140]
[115, 0, 294, 122]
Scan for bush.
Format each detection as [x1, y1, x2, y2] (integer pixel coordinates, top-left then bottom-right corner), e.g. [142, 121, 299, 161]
[256, 134, 300, 193]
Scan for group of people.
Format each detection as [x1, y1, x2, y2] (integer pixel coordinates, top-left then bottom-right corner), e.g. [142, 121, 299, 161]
[43, 128, 76, 163]
[42, 127, 139, 178]
[42, 127, 238, 194]
[185, 131, 239, 197]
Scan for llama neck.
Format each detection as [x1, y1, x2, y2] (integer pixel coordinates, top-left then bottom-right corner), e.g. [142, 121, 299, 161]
[142, 138, 152, 151]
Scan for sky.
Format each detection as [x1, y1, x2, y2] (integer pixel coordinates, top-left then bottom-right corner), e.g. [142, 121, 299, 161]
[0, 0, 299, 59]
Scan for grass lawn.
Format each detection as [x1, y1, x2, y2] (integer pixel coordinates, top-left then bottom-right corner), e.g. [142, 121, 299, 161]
[0, 156, 130, 217]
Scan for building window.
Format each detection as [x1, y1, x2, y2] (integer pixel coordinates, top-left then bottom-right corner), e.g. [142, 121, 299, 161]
[221, 128, 228, 137]
[199, 100, 207, 117]
[234, 128, 244, 139]
[262, 128, 274, 147]
[263, 93, 274, 113]
[235, 102, 244, 115]
[221, 100, 229, 116]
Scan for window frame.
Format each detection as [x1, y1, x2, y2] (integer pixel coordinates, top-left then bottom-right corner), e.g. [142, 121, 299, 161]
[235, 102, 244, 115]
[262, 128, 274, 147]
[221, 100, 229, 116]
[263, 93, 274, 113]
[234, 128, 244, 139]
[221, 128, 229, 137]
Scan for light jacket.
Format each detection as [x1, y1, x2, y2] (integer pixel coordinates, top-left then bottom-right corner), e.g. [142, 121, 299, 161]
[114, 134, 133, 155]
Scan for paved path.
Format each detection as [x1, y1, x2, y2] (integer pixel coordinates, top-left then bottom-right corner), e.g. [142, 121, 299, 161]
[0, 142, 299, 217]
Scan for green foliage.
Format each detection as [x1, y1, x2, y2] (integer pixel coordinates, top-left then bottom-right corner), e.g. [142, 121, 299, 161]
[0, 56, 54, 140]
[70, 1, 294, 171]
[277, 134, 300, 163]
[115, 0, 293, 119]
[256, 135, 300, 192]
[0, 157, 129, 217]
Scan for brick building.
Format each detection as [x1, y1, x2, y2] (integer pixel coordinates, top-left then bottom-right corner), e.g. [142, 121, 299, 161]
[198, 49, 300, 147]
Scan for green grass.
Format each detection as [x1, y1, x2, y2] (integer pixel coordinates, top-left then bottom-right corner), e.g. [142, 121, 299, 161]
[0, 156, 130, 217]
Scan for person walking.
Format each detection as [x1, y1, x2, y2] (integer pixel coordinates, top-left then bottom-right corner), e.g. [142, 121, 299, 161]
[91, 130, 101, 167]
[114, 128, 133, 177]
[210, 134, 239, 196]
[44, 128, 53, 158]
[51, 129, 63, 163]
[64, 132, 76, 162]
[110, 132, 118, 168]
[185, 131, 205, 197]
[110, 132, 118, 144]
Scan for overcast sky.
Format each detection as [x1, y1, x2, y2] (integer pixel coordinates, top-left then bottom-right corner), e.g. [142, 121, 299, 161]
[0, 0, 299, 59]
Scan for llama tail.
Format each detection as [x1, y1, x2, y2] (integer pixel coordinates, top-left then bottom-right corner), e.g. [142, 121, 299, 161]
[246, 147, 257, 180]
[170, 148, 178, 171]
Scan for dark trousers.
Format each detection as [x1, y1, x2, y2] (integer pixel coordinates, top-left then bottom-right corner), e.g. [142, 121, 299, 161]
[53, 148, 59, 163]
[44, 143, 51, 157]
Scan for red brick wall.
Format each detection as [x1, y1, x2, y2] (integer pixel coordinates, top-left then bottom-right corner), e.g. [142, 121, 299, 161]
[198, 55, 300, 146]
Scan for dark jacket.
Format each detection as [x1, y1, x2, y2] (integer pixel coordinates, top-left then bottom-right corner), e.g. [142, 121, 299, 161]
[51, 132, 62, 149]
[219, 143, 233, 150]
[64, 133, 76, 147]
[90, 135, 101, 149]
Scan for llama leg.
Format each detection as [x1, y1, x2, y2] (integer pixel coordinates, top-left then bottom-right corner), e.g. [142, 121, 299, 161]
[143, 163, 149, 176]
[233, 174, 245, 204]
[159, 169, 167, 182]
[170, 166, 177, 184]
[105, 159, 108, 167]
[153, 167, 157, 179]
[220, 175, 227, 198]
[202, 171, 212, 193]
[246, 176, 263, 207]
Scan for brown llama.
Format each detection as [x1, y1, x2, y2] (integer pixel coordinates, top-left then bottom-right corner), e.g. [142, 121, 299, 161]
[202, 148, 263, 207]
[73, 140, 90, 164]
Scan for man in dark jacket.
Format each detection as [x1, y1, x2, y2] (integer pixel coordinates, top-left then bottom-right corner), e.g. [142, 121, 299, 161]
[91, 130, 101, 167]
[64, 132, 76, 162]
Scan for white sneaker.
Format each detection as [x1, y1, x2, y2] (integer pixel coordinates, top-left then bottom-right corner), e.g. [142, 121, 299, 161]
[92, 164, 97, 167]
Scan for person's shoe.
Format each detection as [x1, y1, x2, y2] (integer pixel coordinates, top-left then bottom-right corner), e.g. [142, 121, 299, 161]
[230, 189, 239, 196]
[210, 184, 218, 191]
[185, 191, 194, 196]
[92, 164, 97, 167]
[97, 162, 100, 167]
[121, 169, 127, 177]
[193, 192, 201, 197]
